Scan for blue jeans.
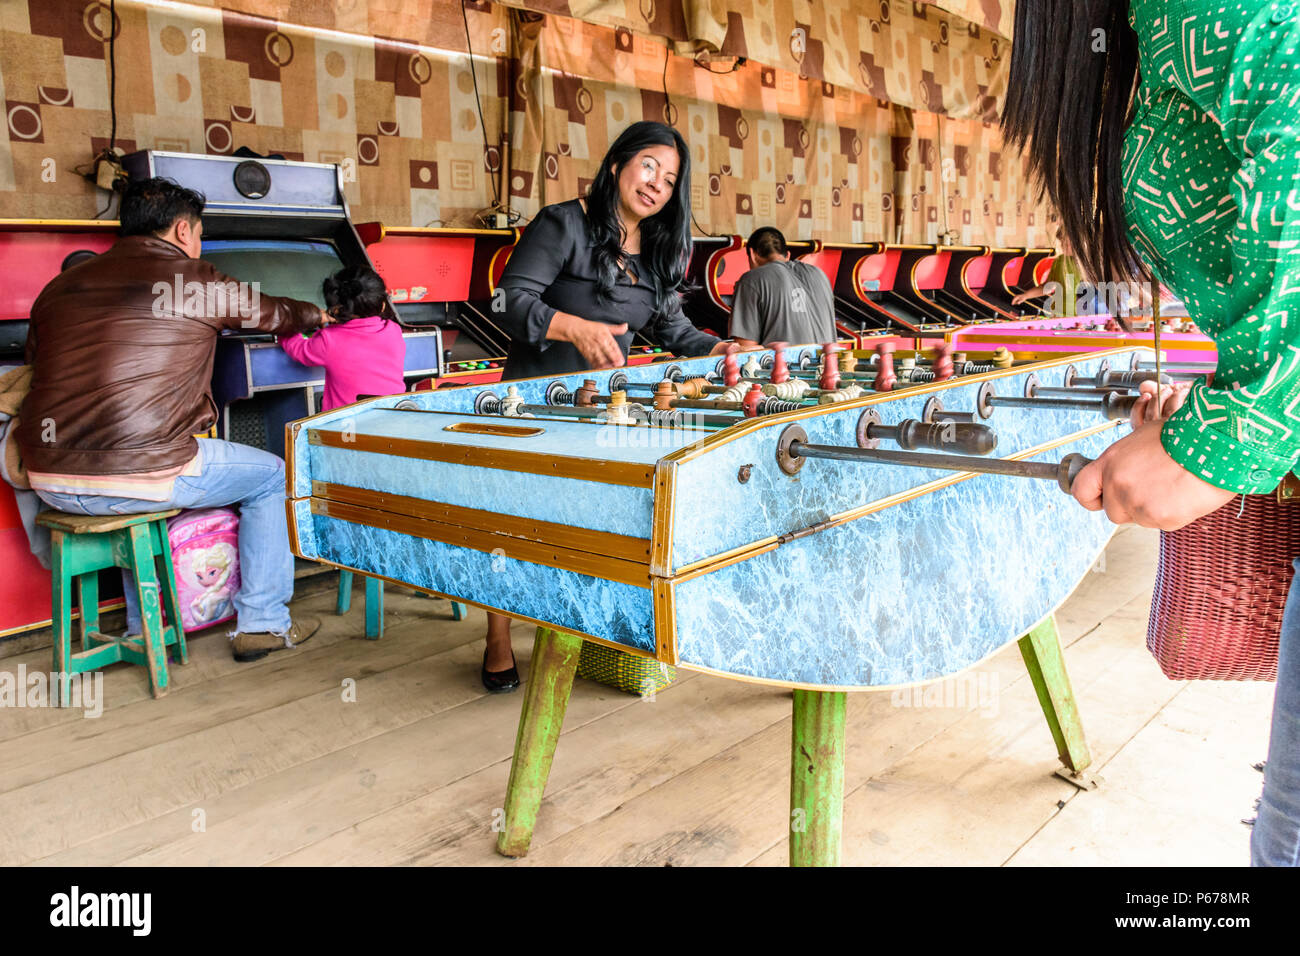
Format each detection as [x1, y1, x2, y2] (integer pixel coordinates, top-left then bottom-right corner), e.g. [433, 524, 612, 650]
[1252, 558, 1300, 866]
[35, 439, 294, 635]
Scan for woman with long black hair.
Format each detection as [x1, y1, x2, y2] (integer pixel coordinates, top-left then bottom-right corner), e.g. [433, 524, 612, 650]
[1003, 0, 1300, 865]
[479, 120, 733, 691]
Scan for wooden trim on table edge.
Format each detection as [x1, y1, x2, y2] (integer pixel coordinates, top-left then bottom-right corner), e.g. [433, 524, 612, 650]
[307, 429, 656, 488]
[311, 481, 650, 562]
[651, 578, 678, 665]
[648, 460, 677, 577]
[309, 497, 652, 588]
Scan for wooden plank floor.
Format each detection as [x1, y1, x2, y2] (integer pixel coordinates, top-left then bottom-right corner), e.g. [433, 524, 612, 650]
[0, 526, 1274, 866]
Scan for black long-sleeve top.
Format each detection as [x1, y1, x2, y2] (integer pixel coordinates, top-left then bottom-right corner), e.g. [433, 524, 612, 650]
[496, 199, 718, 379]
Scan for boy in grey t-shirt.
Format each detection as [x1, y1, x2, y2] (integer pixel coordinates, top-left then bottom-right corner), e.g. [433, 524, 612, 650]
[729, 227, 837, 347]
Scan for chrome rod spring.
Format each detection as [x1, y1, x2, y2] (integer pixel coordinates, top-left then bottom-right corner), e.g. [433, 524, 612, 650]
[760, 398, 804, 414]
[648, 408, 688, 427]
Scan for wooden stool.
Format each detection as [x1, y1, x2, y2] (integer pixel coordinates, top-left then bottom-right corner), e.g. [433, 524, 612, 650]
[37, 509, 187, 704]
[335, 571, 468, 639]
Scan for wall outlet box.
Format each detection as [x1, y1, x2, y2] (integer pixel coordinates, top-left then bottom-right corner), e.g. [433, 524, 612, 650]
[95, 157, 122, 191]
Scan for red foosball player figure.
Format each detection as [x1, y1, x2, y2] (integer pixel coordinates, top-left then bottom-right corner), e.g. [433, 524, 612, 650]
[932, 342, 954, 381]
[874, 341, 897, 392]
[743, 382, 764, 417]
[723, 345, 741, 387]
[769, 341, 789, 384]
[819, 342, 840, 391]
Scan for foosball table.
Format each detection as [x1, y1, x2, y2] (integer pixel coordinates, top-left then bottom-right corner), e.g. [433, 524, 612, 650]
[286, 341, 1178, 865]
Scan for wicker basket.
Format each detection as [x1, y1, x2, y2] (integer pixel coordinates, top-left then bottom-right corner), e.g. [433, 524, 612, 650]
[1147, 494, 1300, 681]
[577, 640, 676, 696]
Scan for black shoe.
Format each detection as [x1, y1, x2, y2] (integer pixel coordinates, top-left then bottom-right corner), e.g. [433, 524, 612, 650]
[481, 650, 519, 693]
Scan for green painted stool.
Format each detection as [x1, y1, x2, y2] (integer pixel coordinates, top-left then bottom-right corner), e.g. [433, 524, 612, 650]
[335, 570, 469, 639]
[37, 509, 187, 705]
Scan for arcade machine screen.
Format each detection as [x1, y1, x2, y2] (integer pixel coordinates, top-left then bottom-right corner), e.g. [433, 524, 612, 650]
[201, 239, 341, 315]
[199, 238, 347, 450]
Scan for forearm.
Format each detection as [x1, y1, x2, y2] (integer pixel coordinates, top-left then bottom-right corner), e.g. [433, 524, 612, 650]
[278, 328, 329, 366]
[543, 311, 588, 345]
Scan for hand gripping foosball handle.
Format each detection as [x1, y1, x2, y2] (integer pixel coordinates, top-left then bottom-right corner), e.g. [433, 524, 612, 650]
[1056, 453, 1094, 494]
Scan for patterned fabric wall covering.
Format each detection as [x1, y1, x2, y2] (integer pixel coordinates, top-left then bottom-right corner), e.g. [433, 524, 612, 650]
[195, 0, 1016, 45]
[161, 0, 1012, 118]
[0, 0, 1051, 245]
[0, 0, 508, 224]
[919, 0, 1015, 37]
[492, 0, 1009, 119]
[511, 14, 1046, 245]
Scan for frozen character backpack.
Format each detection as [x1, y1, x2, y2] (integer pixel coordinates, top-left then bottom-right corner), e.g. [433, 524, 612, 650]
[167, 508, 241, 631]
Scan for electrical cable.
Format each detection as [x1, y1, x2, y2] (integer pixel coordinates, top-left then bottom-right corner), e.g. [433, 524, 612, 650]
[108, 0, 117, 151]
[461, 2, 501, 209]
[95, 0, 119, 218]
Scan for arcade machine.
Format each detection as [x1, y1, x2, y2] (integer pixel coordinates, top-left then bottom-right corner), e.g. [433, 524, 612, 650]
[920, 244, 1020, 322]
[0, 151, 444, 637]
[974, 247, 1055, 316]
[119, 150, 442, 460]
[0, 219, 121, 639]
[680, 235, 904, 356]
[354, 221, 518, 389]
[362, 219, 680, 392]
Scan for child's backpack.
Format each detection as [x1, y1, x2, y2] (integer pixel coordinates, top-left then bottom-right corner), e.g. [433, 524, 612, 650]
[167, 508, 241, 632]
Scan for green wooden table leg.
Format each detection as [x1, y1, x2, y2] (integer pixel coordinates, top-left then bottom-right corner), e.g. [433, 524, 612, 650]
[789, 689, 847, 867]
[1018, 614, 1099, 789]
[336, 570, 353, 615]
[497, 626, 583, 858]
[364, 576, 384, 640]
[128, 525, 169, 699]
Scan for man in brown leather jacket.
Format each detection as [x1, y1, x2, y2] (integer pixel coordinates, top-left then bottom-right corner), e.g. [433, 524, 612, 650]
[17, 177, 327, 662]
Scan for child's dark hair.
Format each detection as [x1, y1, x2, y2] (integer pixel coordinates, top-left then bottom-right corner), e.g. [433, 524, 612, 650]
[323, 265, 388, 321]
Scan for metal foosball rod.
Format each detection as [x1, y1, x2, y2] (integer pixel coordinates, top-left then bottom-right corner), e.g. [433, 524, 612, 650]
[1071, 367, 1172, 388]
[1029, 384, 1135, 398]
[485, 385, 796, 427]
[1132, 359, 1214, 372]
[776, 423, 1090, 494]
[977, 382, 1139, 421]
[858, 413, 997, 455]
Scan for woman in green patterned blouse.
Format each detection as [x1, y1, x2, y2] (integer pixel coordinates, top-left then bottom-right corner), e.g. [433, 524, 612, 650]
[1004, 0, 1300, 866]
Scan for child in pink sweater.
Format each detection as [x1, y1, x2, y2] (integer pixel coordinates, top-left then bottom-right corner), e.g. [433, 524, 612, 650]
[279, 265, 407, 410]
